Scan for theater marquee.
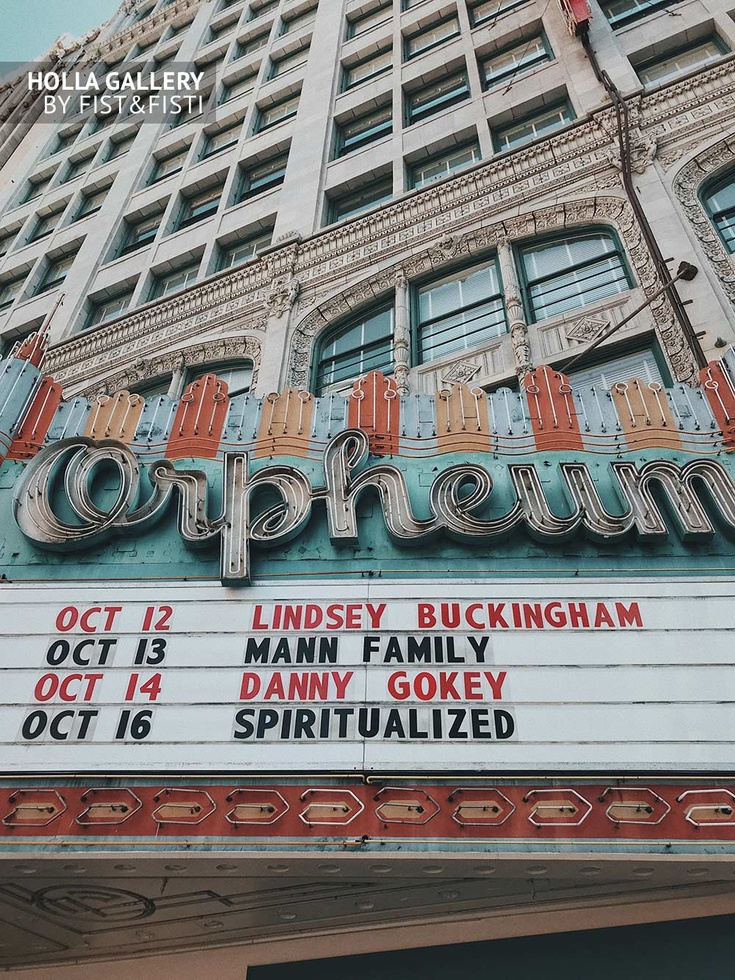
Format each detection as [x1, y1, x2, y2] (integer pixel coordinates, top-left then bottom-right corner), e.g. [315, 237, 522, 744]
[1, 581, 733, 774]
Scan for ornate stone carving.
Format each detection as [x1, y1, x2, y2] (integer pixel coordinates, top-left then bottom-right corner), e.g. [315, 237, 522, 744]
[441, 360, 482, 385]
[565, 314, 610, 342]
[287, 197, 698, 388]
[673, 137, 735, 313]
[84, 336, 262, 398]
[265, 277, 300, 318]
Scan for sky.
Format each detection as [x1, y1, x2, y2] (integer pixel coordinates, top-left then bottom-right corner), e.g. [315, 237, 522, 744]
[0, 0, 123, 64]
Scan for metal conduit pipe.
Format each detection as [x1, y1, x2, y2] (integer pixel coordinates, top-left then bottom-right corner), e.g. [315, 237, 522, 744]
[580, 31, 707, 372]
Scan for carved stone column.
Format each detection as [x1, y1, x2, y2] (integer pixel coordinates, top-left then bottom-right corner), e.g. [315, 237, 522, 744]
[393, 268, 410, 396]
[498, 240, 532, 379]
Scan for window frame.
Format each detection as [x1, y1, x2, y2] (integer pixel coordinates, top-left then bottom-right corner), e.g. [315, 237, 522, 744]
[35, 250, 77, 296]
[217, 228, 273, 270]
[346, 2, 392, 40]
[409, 140, 481, 189]
[313, 302, 396, 394]
[342, 47, 393, 90]
[119, 209, 165, 256]
[150, 260, 201, 300]
[176, 183, 224, 230]
[405, 69, 470, 125]
[403, 13, 460, 61]
[327, 177, 394, 224]
[491, 99, 574, 153]
[469, 0, 529, 26]
[335, 102, 393, 157]
[412, 256, 508, 364]
[480, 32, 553, 90]
[255, 91, 300, 131]
[236, 152, 289, 202]
[635, 35, 727, 87]
[86, 286, 136, 328]
[516, 227, 634, 324]
[701, 169, 735, 254]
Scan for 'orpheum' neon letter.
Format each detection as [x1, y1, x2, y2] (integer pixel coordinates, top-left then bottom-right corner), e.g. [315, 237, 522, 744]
[13, 431, 735, 584]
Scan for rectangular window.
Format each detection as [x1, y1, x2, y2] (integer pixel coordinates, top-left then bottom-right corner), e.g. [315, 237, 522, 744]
[599, 0, 676, 28]
[402, 0, 427, 8]
[329, 178, 393, 223]
[234, 30, 269, 57]
[120, 211, 164, 254]
[149, 146, 189, 183]
[336, 103, 392, 156]
[636, 37, 726, 86]
[22, 174, 53, 204]
[249, 0, 278, 17]
[256, 92, 300, 130]
[0, 276, 25, 309]
[87, 288, 135, 327]
[493, 101, 573, 152]
[411, 142, 480, 188]
[404, 15, 460, 60]
[29, 207, 65, 241]
[62, 153, 96, 183]
[172, 94, 208, 127]
[206, 18, 237, 43]
[36, 252, 76, 295]
[177, 184, 223, 229]
[218, 228, 272, 269]
[0, 230, 17, 257]
[106, 131, 137, 160]
[520, 231, 630, 322]
[270, 45, 310, 78]
[343, 47, 392, 89]
[281, 7, 317, 35]
[567, 347, 665, 390]
[75, 186, 109, 220]
[51, 129, 79, 155]
[202, 121, 242, 157]
[469, 0, 528, 25]
[237, 153, 288, 201]
[406, 71, 469, 125]
[151, 261, 200, 298]
[346, 3, 391, 39]
[480, 34, 552, 89]
[219, 72, 255, 103]
[416, 259, 507, 363]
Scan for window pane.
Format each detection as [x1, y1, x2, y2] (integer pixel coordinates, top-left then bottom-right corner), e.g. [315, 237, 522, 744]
[411, 143, 480, 188]
[406, 72, 469, 123]
[347, 4, 391, 39]
[637, 38, 725, 86]
[0, 277, 25, 308]
[703, 173, 735, 252]
[417, 260, 506, 362]
[568, 349, 665, 390]
[219, 229, 272, 268]
[470, 0, 527, 24]
[88, 290, 134, 326]
[257, 93, 299, 129]
[344, 48, 392, 88]
[202, 122, 241, 156]
[600, 0, 672, 28]
[150, 147, 188, 182]
[405, 17, 460, 59]
[239, 154, 288, 199]
[270, 46, 309, 77]
[154, 263, 199, 297]
[494, 102, 572, 151]
[330, 179, 393, 222]
[337, 105, 392, 155]
[220, 73, 255, 102]
[520, 232, 631, 321]
[316, 306, 394, 391]
[481, 36, 551, 88]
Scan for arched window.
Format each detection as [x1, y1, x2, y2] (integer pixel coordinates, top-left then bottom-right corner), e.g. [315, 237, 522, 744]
[518, 229, 632, 322]
[702, 172, 735, 252]
[415, 257, 507, 363]
[185, 360, 252, 396]
[315, 305, 394, 394]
